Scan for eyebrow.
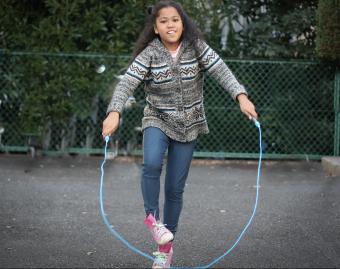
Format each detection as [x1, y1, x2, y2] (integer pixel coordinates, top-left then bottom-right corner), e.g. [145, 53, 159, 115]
[158, 16, 180, 20]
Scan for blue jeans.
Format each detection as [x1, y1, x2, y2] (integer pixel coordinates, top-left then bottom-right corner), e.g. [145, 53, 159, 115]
[141, 127, 195, 236]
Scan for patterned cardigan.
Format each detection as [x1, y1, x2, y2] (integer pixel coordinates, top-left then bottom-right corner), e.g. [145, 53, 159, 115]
[107, 38, 247, 142]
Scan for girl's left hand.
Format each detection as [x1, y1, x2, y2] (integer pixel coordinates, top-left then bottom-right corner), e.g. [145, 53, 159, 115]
[237, 94, 258, 120]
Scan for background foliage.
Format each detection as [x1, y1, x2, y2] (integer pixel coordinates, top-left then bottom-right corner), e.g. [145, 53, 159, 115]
[316, 0, 340, 61]
[0, 0, 320, 57]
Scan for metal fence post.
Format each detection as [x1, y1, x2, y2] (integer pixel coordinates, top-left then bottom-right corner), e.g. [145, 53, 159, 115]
[334, 67, 340, 156]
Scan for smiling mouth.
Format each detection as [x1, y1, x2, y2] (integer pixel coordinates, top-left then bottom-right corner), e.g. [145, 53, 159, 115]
[167, 31, 176, 34]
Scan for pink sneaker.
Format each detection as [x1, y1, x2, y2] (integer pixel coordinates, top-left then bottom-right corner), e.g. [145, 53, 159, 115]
[152, 243, 173, 269]
[144, 213, 174, 245]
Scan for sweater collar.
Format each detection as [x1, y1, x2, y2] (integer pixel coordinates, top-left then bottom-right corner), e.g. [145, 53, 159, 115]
[150, 38, 188, 65]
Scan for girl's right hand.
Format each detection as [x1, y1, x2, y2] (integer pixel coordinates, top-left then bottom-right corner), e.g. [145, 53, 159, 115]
[102, 111, 120, 137]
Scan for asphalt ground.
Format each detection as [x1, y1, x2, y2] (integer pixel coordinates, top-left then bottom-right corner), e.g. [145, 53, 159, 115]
[0, 154, 339, 268]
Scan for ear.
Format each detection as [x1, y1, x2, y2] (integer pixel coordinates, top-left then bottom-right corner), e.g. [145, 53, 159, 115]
[154, 25, 159, 34]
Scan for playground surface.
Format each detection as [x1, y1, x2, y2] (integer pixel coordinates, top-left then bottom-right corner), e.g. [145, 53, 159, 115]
[0, 154, 339, 268]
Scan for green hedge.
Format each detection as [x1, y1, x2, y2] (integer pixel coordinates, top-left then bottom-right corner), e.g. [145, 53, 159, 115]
[316, 0, 340, 61]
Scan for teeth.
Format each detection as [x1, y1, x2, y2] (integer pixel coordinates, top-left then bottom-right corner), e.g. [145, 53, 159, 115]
[168, 31, 175, 34]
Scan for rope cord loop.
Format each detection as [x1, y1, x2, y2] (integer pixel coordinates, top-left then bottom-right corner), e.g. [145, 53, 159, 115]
[99, 121, 263, 268]
[99, 137, 155, 262]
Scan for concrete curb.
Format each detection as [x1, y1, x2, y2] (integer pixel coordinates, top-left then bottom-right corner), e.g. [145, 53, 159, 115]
[322, 156, 340, 176]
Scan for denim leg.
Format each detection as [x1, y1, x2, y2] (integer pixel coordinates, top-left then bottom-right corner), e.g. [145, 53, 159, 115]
[141, 127, 169, 220]
[163, 139, 195, 235]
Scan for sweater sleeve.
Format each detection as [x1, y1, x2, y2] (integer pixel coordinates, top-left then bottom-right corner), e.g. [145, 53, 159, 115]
[106, 47, 151, 114]
[196, 39, 247, 101]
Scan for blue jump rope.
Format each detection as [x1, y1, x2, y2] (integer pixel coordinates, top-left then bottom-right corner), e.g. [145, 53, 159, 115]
[99, 118, 262, 268]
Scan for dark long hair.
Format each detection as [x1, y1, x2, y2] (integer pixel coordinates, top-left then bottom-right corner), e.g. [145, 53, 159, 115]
[129, 0, 204, 64]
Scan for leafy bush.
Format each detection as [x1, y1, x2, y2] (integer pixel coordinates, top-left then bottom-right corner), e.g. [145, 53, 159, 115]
[316, 0, 340, 61]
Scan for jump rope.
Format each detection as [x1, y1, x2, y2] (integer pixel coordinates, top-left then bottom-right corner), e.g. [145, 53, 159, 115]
[99, 118, 262, 268]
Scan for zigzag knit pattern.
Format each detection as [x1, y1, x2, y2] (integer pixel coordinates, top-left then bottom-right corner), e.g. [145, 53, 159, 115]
[198, 47, 220, 71]
[107, 38, 247, 142]
[126, 60, 149, 81]
[150, 66, 172, 84]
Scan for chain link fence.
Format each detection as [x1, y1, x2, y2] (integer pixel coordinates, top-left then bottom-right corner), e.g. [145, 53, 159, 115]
[0, 51, 338, 159]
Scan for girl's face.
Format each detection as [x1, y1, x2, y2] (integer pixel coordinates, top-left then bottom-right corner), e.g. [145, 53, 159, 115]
[154, 7, 184, 51]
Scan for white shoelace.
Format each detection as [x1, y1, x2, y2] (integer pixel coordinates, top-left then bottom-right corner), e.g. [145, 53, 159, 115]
[153, 222, 169, 236]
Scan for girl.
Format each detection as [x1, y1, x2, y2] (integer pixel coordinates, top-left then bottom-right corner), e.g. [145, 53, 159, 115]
[102, 1, 257, 268]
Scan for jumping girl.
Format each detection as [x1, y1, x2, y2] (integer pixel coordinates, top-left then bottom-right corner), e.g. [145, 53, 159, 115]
[102, 1, 258, 268]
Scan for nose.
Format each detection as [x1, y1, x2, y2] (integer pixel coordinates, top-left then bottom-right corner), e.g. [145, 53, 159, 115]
[167, 20, 174, 28]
